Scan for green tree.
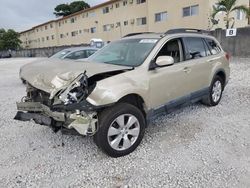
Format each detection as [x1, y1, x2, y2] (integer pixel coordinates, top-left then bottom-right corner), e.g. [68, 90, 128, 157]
[54, 1, 90, 17]
[0, 29, 21, 50]
[212, 0, 249, 29]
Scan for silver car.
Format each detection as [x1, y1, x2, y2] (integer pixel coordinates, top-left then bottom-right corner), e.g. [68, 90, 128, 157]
[50, 47, 98, 60]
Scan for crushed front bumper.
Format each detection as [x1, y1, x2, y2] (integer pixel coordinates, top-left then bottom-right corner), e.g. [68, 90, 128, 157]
[14, 102, 97, 136]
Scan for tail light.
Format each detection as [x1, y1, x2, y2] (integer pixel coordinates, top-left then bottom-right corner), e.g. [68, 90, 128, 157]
[225, 53, 230, 61]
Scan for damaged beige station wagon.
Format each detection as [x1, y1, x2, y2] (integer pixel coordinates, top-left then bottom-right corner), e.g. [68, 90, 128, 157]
[15, 29, 230, 157]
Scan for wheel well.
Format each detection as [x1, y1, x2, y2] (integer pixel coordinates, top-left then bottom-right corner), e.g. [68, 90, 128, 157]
[118, 94, 146, 117]
[216, 71, 226, 86]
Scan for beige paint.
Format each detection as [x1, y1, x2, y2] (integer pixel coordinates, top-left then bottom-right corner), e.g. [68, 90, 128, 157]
[20, 33, 229, 110]
[19, 0, 249, 49]
[86, 33, 229, 110]
[17, 33, 230, 137]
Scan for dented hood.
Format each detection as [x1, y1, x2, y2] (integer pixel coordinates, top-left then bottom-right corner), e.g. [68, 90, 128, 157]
[20, 58, 130, 93]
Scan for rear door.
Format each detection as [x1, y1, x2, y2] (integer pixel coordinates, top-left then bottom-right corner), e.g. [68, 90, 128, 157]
[181, 37, 212, 93]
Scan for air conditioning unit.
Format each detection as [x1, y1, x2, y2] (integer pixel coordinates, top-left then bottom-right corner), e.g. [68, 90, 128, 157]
[129, 0, 133, 4]
[130, 19, 135, 24]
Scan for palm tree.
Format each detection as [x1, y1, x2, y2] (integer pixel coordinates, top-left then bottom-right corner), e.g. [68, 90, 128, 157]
[212, 0, 249, 29]
[248, 4, 250, 25]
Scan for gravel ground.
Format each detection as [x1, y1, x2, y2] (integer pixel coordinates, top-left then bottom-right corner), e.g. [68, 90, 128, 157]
[0, 57, 249, 188]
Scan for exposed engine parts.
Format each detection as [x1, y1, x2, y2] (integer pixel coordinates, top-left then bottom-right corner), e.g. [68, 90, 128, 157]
[58, 72, 89, 105]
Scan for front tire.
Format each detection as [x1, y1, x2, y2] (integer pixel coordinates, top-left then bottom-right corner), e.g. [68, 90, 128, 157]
[202, 75, 224, 106]
[94, 103, 146, 158]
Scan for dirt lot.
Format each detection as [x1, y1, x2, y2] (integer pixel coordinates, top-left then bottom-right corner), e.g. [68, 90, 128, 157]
[0, 57, 249, 188]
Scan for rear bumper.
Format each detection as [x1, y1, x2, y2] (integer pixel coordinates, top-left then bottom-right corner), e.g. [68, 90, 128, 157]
[14, 101, 97, 136]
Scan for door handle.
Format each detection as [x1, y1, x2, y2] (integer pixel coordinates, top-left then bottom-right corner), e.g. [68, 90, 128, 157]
[183, 67, 191, 73]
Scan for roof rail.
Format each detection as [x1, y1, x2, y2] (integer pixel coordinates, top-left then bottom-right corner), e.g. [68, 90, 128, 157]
[165, 28, 210, 35]
[122, 32, 155, 38]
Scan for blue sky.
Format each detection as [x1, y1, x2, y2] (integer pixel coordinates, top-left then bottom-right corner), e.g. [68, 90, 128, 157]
[0, 0, 106, 32]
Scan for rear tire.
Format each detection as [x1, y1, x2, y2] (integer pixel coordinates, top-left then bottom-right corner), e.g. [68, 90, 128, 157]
[94, 103, 146, 158]
[202, 75, 224, 106]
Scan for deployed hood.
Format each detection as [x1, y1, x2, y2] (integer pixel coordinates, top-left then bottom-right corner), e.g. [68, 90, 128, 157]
[20, 58, 130, 93]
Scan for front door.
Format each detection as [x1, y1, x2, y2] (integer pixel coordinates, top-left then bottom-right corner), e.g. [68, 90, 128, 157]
[148, 38, 192, 110]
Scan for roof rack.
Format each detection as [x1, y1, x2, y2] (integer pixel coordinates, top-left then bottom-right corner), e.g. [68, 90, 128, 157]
[165, 28, 210, 35]
[122, 32, 155, 38]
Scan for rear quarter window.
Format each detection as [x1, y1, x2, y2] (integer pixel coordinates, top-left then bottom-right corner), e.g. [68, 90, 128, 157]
[205, 38, 221, 55]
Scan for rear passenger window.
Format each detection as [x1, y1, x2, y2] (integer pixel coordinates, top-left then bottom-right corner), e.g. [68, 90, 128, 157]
[184, 37, 207, 60]
[205, 39, 221, 55]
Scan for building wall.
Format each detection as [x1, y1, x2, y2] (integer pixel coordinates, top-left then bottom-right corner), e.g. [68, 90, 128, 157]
[19, 0, 250, 49]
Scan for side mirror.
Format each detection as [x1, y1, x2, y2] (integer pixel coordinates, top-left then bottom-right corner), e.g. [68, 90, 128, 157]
[155, 56, 174, 67]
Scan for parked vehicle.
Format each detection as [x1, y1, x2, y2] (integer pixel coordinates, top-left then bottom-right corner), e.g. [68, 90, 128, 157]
[19, 47, 98, 83]
[0, 51, 12, 58]
[90, 38, 105, 49]
[15, 29, 230, 157]
[50, 47, 98, 60]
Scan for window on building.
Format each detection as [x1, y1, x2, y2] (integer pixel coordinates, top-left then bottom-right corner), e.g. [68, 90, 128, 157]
[71, 31, 78, 37]
[184, 37, 207, 59]
[60, 34, 64, 38]
[50, 24, 53, 28]
[236, 10, 244, 20]
[51, 35, 54, 40]
[155, 11, 167, 22]
[103, 24, 111, 32]
[116, 3, 120, 8]
[183, 5, 199, 17]
[91, 27, 97, 33]
[42, 37, 45, 42]
[89, 11, 96, 17]
[71, 18, 75, 23]
[137, 17, 147, 25]
[45, 25, 48, 30]
[46, 36, 49, 40]
[123, 1, 128, 6]
[65, 19, 68, 23]
[116, 22, 121, 27]
[59, 22, 61, 27]
[36, 29, 39, 32]
[137, 0, 146, 4]
[103, 7, 109, 14]
[124, 21, 128, 26]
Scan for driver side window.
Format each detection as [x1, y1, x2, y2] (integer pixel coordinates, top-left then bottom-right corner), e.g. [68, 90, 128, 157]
[156, 39, 182, 63]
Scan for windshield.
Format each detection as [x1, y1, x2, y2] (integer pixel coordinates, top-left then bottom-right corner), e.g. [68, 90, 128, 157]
[88, 38, 158, 67]
[50, 50, 71, 59]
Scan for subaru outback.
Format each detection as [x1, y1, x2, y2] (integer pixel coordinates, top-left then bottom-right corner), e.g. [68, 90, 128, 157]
[15, 29, 230, 157]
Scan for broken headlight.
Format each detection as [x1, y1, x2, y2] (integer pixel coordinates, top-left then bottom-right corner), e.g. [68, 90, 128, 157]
[59, 72, 89, 105]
